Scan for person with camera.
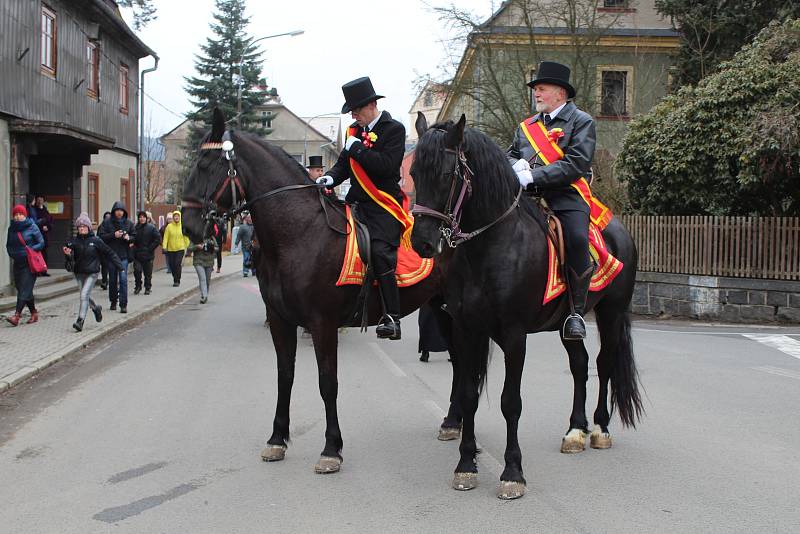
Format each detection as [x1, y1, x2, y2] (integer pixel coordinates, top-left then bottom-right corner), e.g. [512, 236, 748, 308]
[132, 210, 161, 295]
[98, 201, 135, 313]
[64, 213, 123, 331]
[187, 237, 217, 304]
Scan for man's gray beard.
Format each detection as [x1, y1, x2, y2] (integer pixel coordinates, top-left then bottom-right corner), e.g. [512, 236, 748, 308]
[535, 102, 549, 113]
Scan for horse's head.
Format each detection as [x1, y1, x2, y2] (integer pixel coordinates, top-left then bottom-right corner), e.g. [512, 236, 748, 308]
[410, 112, 467, 258]
[181, 107, 242, 243]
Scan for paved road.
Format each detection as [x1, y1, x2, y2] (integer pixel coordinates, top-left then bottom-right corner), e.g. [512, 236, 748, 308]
[1, 276, 799, 533]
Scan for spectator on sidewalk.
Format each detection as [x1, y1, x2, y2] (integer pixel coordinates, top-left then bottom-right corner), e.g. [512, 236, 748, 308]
[28, 194, 54, 269]
[98, 201, 135, 314]
[132, 210, 160, 295]
[231, 214, 241, 255]
[63, 213, 122, 332]
[99, 211, 112, 289]
[5, 205, 44, 326]
[235, 213, 255, 277]
[159, 212, 173, 274]
[188, 237, 216, 304]
[161, 210, 189, 287]
[212, 216, 226, 273]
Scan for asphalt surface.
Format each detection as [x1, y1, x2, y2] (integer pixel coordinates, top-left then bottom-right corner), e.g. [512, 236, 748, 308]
[1, 276, 799, 533]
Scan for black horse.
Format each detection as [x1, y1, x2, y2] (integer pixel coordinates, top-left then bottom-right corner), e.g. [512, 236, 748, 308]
[410, 113, 643, 499]
[181, 109, 461, 474]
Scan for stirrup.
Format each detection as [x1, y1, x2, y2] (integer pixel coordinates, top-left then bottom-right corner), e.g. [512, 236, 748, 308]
[376, 314, 401, 340]
[562, 313, 586, 340]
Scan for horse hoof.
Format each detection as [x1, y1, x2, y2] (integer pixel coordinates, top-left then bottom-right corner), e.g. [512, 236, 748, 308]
[438, 426, 461, 441]
[261, 444, 286, 462]
[314, 456, 342, 474]
[560, 428, 587, 454]
[497, 481, 526, 500]
[590, 426, 612, 449]
[452, 472, 478, 491]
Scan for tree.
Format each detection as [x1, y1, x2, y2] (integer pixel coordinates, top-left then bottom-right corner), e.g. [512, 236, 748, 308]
[617, 19, 800, 216]
[117, 0, 157, 30]
[428, 0, 656, 146]
[179, 0, 267, 197]
[655, 0, 800, 86]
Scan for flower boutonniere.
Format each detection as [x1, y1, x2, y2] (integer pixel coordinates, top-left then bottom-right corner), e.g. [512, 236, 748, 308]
[361, 130, 378, 148]
[547, 128, 565, 143]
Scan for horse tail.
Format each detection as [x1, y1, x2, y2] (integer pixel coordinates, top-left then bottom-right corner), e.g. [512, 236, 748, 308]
[477, 336, 492, 396]
[596, 303, 644, 428]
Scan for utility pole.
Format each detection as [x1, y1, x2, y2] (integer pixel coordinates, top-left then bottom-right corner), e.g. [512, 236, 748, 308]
[236, 30, 303, 128]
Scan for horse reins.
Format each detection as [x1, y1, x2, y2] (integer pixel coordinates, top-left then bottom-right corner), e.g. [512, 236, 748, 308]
[411, 132, 522, 248]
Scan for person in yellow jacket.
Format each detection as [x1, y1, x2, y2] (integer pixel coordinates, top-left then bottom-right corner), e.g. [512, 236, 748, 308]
[161, 210, 189, 286]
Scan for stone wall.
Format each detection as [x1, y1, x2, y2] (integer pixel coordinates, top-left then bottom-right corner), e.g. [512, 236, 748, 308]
[632, 272, 800, 323]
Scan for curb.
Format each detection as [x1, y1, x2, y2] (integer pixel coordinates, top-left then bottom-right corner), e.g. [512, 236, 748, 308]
[0, 269, 243, 395]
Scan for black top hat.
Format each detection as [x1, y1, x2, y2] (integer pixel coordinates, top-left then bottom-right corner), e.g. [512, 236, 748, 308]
[341, 77, 384, 114]
[527, 61, 576, 99]
[306, 155, 324, 169]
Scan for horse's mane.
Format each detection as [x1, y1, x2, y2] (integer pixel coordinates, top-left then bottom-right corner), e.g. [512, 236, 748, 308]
[233, 130, 311, 183]
[418, 121, 543, 224]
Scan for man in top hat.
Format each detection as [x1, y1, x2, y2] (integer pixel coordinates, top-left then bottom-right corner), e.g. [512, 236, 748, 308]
[306, 155, 325, 181]
[507, 61, 596, 340]
[316, 76, 408, 340]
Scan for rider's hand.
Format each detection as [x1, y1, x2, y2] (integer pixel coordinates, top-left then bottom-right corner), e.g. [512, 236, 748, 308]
[512, 158, 530, 172]
[316, 176, 334, 186]
[345, 136, 360, 151]
[515, 168, 534, 188]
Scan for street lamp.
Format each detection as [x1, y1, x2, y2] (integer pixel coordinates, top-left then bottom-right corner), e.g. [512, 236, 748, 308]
[236, 30, 304, 127]
[303, 112, 340, 166]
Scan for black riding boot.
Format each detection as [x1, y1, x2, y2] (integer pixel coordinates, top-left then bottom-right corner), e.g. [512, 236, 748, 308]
[375, 270, 401, 340]
[562, 265, 593, 340]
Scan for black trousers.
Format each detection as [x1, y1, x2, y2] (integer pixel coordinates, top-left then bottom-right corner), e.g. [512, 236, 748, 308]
[554, 208, 591, 274]
[215, 247, 222, 270]
[165, 251, 184, 283]
[134, 259, 154, 290]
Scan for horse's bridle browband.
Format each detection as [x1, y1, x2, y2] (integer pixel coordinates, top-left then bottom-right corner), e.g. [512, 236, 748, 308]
[411, 133, 522, 248]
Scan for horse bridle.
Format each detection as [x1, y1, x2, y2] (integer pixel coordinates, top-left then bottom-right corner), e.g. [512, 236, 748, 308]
[182, 131, 347, 239]
[411, 131, 522, 248]
[182, 131, 326, 225]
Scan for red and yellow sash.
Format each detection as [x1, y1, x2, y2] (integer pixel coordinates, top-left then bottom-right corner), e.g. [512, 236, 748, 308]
[520, 118, 613, 230]
[348, 126, 414, 248]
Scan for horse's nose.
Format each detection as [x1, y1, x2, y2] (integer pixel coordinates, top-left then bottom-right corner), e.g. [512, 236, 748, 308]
[413, 238, 436, 258]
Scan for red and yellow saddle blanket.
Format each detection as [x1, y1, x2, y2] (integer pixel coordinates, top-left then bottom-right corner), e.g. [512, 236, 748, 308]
[544, 224, 624, 304]
[336, 205, 434, 287]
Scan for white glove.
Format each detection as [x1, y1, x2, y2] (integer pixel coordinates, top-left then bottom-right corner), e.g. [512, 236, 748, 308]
[512, 158, 530, 172]
[345, 135, 360, 150]
[316, 176, 334, 186]
[515, 168, 534, 187]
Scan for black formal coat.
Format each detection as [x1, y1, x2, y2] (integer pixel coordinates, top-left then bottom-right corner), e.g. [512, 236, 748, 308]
[132, 222, 161, 262]
[327, 111, 406, 245]
[507, 101, 596, 213]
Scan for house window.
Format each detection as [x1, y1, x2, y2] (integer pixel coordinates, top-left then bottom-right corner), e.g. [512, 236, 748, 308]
[119, 63, 129, 113]
[87, 41, 100, 98]
[597, 66, 633, 117]
[41, 5, 57, 75]
[120, 178, 130, 210]
[601, 71, 627, 116]
[423, 92, 433, 107]
[88, 173, 99, 224]
[261, 111, 272, 128]
[603, 0, 628, 7]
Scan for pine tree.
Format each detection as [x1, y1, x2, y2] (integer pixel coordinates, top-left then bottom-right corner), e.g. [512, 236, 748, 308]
[176, 0, 267, 199]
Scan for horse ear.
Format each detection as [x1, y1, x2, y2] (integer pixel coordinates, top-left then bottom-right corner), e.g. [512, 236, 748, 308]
[210, 107, 226, 142]
[415, 111, 429, 138]
[446, 114, 466, 148]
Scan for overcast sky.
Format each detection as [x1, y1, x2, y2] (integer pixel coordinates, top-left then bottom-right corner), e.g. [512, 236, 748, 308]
[123, 0, 496, 136]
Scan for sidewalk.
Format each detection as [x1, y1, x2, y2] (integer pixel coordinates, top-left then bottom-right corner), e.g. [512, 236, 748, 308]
[0, 254, 244, 394]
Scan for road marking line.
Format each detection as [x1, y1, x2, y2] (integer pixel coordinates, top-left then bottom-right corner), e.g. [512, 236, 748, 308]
[630, 327, 800, 336]
[369, 342, 406, 377]
[743, 334, 800, 360]
[751, 366, 800, 381]
[421, 399, 503, 477]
